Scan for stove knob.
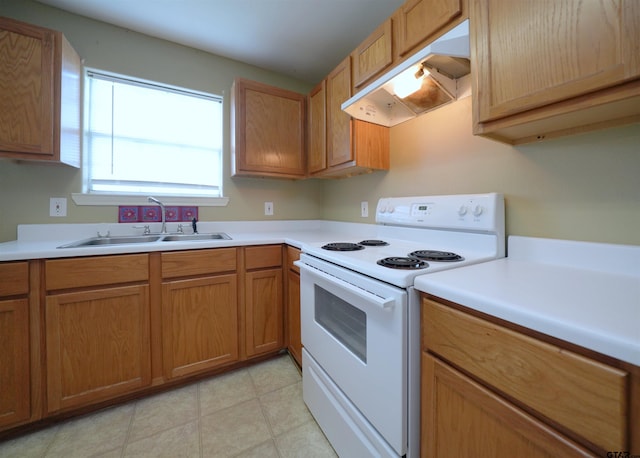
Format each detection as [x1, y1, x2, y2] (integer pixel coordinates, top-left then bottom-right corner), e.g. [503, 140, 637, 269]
[473, 205, 484, 217]
[458, 205, 468, 216]
[387, 206, 395, 213]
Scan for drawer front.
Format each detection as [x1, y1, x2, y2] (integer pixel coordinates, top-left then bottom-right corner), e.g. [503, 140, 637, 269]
[0, 261, 29, 296]
[46, 254, 149, 290]
[423, 298, 627, 452]
[244, 245, 282, 270]
[287, 246, 301, 273]
[162, 248, 237, 279]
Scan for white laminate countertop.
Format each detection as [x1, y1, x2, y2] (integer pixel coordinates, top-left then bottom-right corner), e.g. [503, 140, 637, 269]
[415, 236, 640, 366]
[0, 220, 379, 262]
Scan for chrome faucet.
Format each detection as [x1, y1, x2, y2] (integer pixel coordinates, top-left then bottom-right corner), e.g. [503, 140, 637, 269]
[148, 196, 167, 233]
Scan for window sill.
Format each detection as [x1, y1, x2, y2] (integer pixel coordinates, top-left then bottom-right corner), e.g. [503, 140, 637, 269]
[71, 193, 229, 207]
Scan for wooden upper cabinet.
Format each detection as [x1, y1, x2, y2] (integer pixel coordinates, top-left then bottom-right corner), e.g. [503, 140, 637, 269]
[0, 17, 81, 166]
[307, 80, 327, 175]
[396, 0, 465, 57]
[352, 19, 393, 90]
[326, 56, 353, 168]
[472, 0, 640, 144]
[231, 78, 306, 179]
[310, 56, 389, 178]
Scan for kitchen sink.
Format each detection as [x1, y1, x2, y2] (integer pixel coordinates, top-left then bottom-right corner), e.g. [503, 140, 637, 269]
[58, 235, 163, 248]
[160, 233, 231, 242]
[57, 232, 232, 248]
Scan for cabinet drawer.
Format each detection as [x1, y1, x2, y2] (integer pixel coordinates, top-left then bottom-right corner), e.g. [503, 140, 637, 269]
[46, 255, 148, 290]
[0, 261, 29, 296]
[244, 245, 282, 270]
[287, 246, 301, 273]
[423, 298, 627, 452]
[161, 248, 237, 279]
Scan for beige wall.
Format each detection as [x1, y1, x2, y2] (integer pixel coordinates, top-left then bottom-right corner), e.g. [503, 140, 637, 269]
[323, 96, 640, 246]
[1, 0, 639, 246]
[0, 0, 321, 242]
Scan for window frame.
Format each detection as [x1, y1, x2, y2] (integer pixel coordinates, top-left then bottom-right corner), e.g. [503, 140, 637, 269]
[73, 68, 228, 207]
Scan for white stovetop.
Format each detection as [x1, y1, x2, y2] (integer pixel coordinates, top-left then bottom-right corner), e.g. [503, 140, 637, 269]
[415, 236, 640, 366]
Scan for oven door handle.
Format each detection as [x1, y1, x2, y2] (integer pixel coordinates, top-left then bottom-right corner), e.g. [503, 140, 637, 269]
[296, 261, 396, 309]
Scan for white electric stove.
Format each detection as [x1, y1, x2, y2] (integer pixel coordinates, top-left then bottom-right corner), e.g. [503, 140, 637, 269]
[298, 193, 505, 457]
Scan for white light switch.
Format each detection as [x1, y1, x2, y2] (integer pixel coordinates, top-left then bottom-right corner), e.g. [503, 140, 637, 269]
[50, 197, 67, 217]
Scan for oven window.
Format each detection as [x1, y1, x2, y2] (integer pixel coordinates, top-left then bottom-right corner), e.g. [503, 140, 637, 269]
[314, 285, 367, 363]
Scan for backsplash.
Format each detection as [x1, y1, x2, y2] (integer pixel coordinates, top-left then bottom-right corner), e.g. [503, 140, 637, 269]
[118, 206, 198, 223]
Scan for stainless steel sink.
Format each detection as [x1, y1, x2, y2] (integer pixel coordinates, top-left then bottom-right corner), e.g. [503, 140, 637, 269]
[160, 233, 231, 242]
[58, 235, 163, 248]
[57, 232, 232, 248]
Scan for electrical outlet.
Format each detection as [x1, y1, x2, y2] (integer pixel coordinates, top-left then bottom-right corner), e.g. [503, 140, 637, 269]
[50, 197, 67, 217]
[361, 201, 368, 218]
[264, 201, 274, 216]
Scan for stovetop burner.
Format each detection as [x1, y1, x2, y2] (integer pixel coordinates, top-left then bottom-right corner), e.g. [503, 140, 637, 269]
[359, 239, 389, 246]
[409, 250, 464, 262]
[322, 242, 365, 251]
[377, 257, 429, 270]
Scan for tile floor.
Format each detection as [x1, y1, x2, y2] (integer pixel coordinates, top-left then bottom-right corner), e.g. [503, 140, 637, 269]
[0, 355, 336, 458]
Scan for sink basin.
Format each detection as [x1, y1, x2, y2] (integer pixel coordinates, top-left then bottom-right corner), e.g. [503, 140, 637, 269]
[160, 233, 231, 242]
[58, 235, 162, 248]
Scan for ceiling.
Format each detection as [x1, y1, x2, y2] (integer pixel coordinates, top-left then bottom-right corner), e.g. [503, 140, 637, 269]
[36, 0, 405, 84]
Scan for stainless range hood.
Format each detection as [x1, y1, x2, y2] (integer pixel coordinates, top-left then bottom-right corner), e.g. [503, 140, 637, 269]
[342, 20, 470, 127]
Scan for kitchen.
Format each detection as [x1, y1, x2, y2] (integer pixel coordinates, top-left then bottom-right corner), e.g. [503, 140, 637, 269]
[1, 0, 639, 457]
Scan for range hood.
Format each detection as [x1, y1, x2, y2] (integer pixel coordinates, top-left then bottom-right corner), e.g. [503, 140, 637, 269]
[342, 20, 470, 127]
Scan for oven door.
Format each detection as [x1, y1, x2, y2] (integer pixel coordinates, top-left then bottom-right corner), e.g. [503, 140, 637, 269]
[297, 254, 407, 456]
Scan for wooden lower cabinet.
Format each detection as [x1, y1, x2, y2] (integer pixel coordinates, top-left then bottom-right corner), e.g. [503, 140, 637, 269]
[0, 298, 30, 428]
[245, 268, 283, 357]
[45, 285, 151, 413]
[421, 295, 637, 456]
[243, 245, 284, 358]
[161, 275, 238, 379]
[421, 353, 594, 457]
[160, 248, 239, 379]
[286, 246, 302, 366]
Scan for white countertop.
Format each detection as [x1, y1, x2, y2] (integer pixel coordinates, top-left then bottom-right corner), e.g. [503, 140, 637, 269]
[415, 236, 640, 366]
[0, 220, 377, 262]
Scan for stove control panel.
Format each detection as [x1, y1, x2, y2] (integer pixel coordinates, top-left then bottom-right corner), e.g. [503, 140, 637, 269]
[376, 193, 504, 233]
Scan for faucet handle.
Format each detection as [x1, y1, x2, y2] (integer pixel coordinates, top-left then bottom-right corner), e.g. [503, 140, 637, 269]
[133, 225, 151, 234]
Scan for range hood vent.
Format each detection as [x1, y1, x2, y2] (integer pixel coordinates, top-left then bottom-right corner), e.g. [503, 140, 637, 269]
[342, 20, 470, 127]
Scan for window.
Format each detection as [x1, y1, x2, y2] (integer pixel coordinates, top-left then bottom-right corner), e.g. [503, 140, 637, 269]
[84, 70, 223, 198]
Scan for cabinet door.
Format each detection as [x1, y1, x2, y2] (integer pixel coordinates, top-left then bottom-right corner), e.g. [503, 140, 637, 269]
[421, 353, 595, 458]
[0, 17, 55, 158]
[231, 78, 306, 179]
[474, 0, 640, 123]
[352, 19, 393, 90]
[308, 80, 327, 174]
[245, 268, 283, 357]
[0, 298, 30, 428]
[46, 285, 151, 413]
[287, 269, 301, 366]
[0, 17, 80, 166]
[396, 0, 464, 57]
[162, 275, 238, 379]
[326, 56, 352, 168]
